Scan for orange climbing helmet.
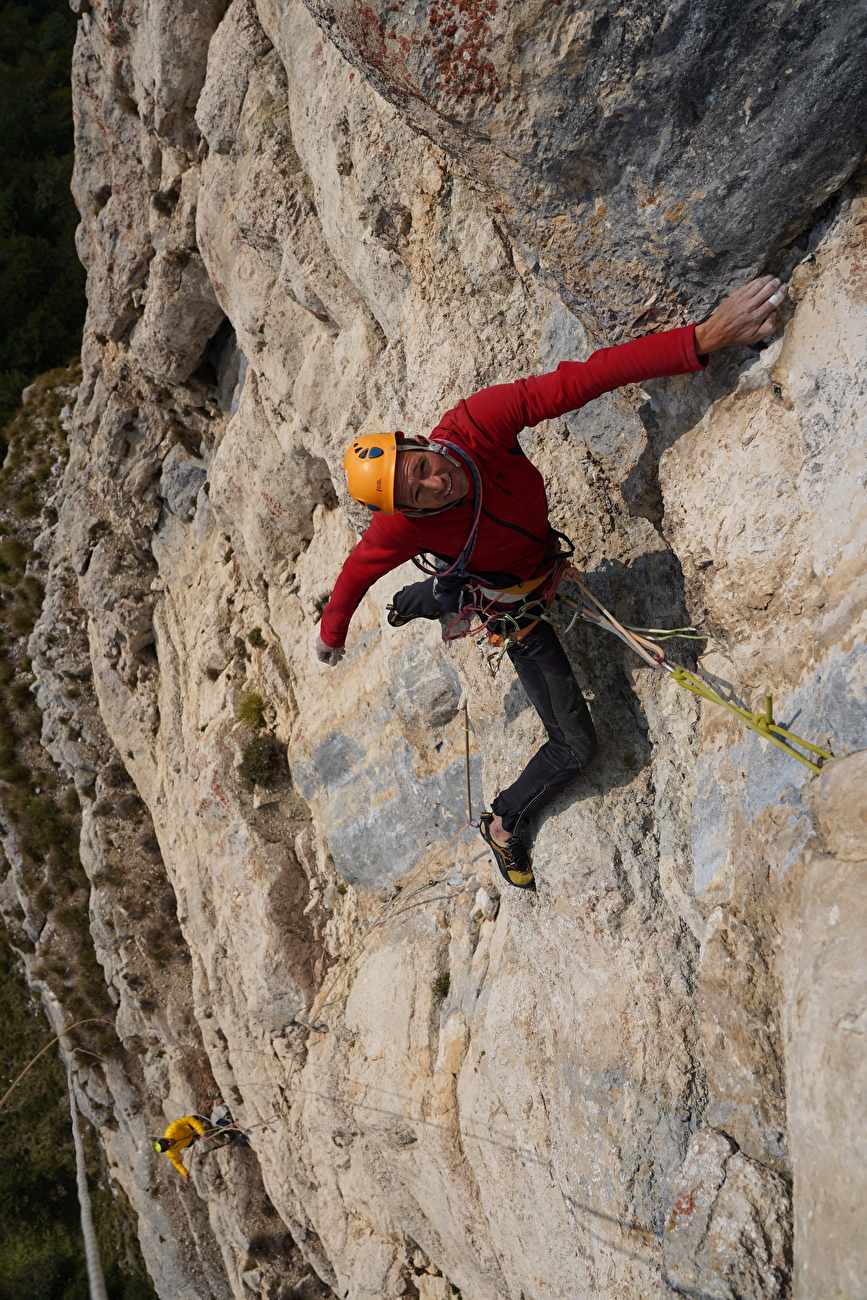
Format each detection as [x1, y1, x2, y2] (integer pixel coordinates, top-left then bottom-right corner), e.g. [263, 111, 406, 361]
[343, 433, 400, 514]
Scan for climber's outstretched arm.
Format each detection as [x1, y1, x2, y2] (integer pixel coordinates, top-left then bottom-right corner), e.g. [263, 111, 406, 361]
[318, 520, 420, 654]
[462, 275, 788, 447]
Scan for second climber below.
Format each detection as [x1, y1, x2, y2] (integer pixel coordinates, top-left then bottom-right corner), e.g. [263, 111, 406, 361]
[315, 277, 787, 890]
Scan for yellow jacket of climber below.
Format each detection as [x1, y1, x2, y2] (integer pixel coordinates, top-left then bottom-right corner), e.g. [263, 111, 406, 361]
[154, 1115, 205, 1178]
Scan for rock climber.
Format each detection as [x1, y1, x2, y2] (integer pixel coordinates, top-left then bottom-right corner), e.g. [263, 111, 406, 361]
[315, 277, 788, 890]
[201, 1097, 250, 1148]
[154, 1114, 205, 1178]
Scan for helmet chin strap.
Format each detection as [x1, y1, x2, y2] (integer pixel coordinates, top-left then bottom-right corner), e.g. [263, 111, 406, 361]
[395, 439, 466, 517]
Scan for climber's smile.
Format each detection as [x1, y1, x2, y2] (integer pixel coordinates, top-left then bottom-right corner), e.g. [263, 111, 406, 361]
[393, 441, 469, 511]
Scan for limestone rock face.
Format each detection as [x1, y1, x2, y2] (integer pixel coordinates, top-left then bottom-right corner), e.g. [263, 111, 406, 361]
[663, 1130, 792, 1298]
[3, 2, 866, 1299]
[298, 0, 867, 331]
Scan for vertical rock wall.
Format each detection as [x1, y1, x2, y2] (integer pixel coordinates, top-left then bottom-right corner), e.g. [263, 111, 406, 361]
[3, 2, 865, 1298]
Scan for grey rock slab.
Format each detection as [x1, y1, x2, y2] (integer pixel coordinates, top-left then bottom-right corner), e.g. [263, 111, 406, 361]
[664, 1129, 791, 1299]
[196, 0, 274, 155]
[299, 0, 867, 332]
[691, 640, 867, 899]
[160, 443, 208, 518]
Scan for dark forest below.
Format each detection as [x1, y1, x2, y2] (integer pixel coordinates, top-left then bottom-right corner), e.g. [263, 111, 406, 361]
[0, 0, 86, 432]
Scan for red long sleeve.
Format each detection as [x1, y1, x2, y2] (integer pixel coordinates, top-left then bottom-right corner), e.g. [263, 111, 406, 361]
[319, 524, 420, 646]
[319, 325, 705, 647]
[462, 324, 704, 446]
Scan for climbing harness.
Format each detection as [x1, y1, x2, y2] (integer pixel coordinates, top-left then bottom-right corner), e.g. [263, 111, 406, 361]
[436, 559, 569, 675]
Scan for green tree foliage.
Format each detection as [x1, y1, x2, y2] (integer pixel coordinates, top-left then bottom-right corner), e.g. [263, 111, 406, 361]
[0, 0, 86, 429]
[0, 372, 156, 1295]
[239, 732, 285, 789]
[0, 930, 156, 1299]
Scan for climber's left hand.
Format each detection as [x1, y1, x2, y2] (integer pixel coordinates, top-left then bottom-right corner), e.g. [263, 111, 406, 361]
[694, 276, 788, 354]
[315, 633, 345, 666]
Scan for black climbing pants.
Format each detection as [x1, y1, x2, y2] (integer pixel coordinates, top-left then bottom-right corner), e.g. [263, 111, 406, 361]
[390, 577, 598, 837]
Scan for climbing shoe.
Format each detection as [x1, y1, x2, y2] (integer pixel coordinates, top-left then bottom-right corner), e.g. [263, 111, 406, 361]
[478, 813, 535, 890]
[386, 603, 437, 628]
[386, 578, 446, 627]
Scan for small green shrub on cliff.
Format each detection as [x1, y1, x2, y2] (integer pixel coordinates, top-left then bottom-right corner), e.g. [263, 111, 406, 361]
[54, 902, 90, 935]
[433, 973, 450, 998]
[24, 794, 69, 857]
[0, 749, 30, 784]
[12, 492, 39, 518]
[237, 691, 266, 728]
[9, 677, 33, 708]
[0, 537, 26, 572]
[102, 761, 130, 787]
[9, 603, 35, 635]
[238, 733, 284, 790]
[248, 626, 264, 647]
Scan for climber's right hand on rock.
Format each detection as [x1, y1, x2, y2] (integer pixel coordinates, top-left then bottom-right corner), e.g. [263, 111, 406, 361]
[315, 633, 345, 667]
[694, 276, 788, 354]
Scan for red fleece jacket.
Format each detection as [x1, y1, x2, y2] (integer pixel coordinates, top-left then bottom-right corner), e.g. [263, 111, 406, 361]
[319, 325, 706, 647]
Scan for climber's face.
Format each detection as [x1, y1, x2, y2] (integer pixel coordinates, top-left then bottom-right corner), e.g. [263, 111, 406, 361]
[393, 436, 469, 511]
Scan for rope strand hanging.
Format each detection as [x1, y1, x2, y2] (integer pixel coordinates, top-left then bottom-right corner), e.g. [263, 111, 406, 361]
[556, 566, 833, 774]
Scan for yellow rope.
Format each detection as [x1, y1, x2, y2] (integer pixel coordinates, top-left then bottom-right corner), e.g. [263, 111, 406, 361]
[666, 667, 832, 774]
[559, 567, 833, 774]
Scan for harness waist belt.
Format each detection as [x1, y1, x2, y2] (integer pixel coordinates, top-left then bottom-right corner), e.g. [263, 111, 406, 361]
[477, 571, 551, 603]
